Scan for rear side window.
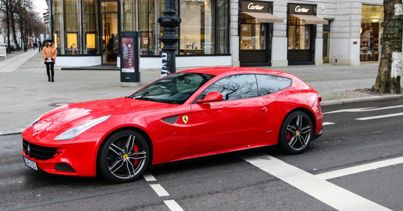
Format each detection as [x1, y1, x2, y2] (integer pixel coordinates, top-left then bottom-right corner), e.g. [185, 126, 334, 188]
[201, 74, 258, 101]
[256, 74, 292, 96]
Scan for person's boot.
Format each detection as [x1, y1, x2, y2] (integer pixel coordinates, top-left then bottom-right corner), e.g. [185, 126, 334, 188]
[48, 78, 50, 82]
[51, 78, 54, 82]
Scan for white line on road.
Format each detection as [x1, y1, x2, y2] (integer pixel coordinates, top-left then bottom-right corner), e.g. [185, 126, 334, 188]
[143, 173, 157, 182]
[164, 200, 185, 211]
[323, 122, 335, 126]
[150, 183, 170, 197]
[316, 156, 403, 180]
[143, 173, 185, 211]
[324, 105, 403, 114]
[356, 112, 403, 121]
[242, 153, 391, 211]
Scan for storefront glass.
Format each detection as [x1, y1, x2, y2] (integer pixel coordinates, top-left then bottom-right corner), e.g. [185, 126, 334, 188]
[52, 0, 63, 53]
[51, 0, 229, 57]
[288, 16, 310, 50]
[360, 5, 383, 62]
[83, 0, 98, 54]
[64, 0, 80, 55]
[123, 0, 137, 31]
[180, 0, 229, 55]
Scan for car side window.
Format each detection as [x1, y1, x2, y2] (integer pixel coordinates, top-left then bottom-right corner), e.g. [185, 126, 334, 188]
[256, 74, 292, 96]
[201, 74, 258, 101]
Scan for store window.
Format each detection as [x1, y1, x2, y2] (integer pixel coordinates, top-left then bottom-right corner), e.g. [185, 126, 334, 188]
[139, 0, 165, 56]
[52, 0, 63, 53]
[82, 0, 97, 54]
[123, 0, 137, 31]
[360, 5, 383, 62]
[64, 0, 80, 55]
[180, 0, 229, 55]
[288, 16, 311, 50]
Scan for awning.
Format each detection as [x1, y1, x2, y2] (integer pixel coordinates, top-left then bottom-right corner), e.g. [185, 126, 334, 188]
[241, 12, 284, 23]
[291, 14, 328, 24]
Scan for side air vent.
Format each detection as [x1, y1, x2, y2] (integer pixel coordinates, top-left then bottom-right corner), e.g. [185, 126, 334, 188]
[162, 116, 179, 124]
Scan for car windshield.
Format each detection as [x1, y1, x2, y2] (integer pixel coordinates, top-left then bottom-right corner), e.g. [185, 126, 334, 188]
[130, 73, 214, 104]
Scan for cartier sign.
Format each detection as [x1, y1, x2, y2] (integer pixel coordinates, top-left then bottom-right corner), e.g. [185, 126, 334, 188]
[241, 1, 270, 13]
[289, 4, 315, 15]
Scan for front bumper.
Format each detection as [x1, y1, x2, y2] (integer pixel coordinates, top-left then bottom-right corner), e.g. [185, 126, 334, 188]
[22, 137, 100, 177]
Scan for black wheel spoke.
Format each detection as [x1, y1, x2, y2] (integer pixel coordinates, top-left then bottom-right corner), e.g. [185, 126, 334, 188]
[126, 160, 135, 177]
[109, 159, 124, 173]
[109, 144, 124, 155]
[287, 125, 296, 133]
[126, 135, 136, 153]
[300, 126, 311, 134]
[289, 136, 298, 148]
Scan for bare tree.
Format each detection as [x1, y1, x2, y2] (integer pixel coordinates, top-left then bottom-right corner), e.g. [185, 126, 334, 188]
[372, 0, 403, 94]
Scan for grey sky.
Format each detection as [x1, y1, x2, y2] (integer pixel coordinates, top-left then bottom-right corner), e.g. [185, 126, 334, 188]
[33, 0, 48, 18]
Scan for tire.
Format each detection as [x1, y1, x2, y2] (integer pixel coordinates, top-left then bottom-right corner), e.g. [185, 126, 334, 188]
[279, 111, 313, 154]
[98, 129, 151, 183]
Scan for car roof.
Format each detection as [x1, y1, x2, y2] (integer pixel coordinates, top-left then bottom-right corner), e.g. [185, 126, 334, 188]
[180, 66, 291, 77]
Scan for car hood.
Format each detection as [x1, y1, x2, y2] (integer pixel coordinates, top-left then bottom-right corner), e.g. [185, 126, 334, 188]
[23, 97, 176, 141]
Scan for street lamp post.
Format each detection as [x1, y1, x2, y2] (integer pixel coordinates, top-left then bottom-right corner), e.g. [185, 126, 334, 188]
[158, 0, 181, 77]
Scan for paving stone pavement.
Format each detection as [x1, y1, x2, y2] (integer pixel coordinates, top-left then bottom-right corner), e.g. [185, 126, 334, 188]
[0, 52, 387, 134]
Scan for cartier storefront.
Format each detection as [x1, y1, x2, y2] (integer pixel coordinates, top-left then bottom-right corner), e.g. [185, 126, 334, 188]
[239, 1, 282, 66]
[287, 3, 327, 65]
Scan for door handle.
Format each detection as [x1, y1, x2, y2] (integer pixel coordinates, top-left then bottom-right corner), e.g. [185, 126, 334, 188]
[261, 106, 269, 112]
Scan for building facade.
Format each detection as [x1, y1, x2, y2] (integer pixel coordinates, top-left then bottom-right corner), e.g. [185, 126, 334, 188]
[49, 0, 384, 68]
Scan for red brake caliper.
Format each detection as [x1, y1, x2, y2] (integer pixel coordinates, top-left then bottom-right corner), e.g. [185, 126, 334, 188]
[133, 145, 140, 167]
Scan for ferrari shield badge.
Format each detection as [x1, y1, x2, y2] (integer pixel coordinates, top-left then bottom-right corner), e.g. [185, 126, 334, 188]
[182, 115, 189, 124]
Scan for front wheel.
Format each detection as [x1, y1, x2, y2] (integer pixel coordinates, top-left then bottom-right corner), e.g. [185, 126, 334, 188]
[279, 111, 313, 154]
[98, 130, 151, 183]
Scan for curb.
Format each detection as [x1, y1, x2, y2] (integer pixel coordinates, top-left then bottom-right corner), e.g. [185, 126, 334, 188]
[1, 95, 403, 137]
[321, 94, 403, 106]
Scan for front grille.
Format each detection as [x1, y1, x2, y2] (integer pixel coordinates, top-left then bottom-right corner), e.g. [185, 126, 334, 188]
[23, 140, 57, 160]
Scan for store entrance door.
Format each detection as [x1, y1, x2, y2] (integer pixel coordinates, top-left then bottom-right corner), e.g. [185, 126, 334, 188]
[100, 1, 119, 65]
[240, 23, 272, 66]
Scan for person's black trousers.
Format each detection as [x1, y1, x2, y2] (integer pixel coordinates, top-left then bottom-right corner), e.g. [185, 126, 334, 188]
[45, 62, 55, 81]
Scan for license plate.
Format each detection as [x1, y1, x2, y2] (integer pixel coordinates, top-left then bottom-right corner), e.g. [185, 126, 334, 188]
[23, 156, 38, 171]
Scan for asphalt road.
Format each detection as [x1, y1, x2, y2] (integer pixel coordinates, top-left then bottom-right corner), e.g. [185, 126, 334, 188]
[1, 98, 403, 211]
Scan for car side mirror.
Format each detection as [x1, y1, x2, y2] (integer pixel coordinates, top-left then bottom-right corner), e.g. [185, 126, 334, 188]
[196, 91, 224, 104]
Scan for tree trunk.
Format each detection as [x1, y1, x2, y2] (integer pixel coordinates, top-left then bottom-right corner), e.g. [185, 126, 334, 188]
[5, 0, 11, 50]
[372, 0, 402, 94]
[10, 10, 20, 50]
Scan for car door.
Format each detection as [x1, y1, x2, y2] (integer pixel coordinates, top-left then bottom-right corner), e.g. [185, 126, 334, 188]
[255, 74, 294, 145]
[188, 74, 269, 156]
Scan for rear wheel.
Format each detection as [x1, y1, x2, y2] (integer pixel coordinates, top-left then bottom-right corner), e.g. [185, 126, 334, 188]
[279, 111, 313, 154]
[98, 130, 150, 183]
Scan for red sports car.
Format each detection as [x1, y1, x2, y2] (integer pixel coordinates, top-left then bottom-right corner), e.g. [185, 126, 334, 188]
[22, 67, 323, 182]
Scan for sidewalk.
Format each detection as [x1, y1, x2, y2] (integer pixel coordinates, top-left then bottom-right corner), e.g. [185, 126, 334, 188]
[0, 50, 38, 72]
[0, 53, 399, 134]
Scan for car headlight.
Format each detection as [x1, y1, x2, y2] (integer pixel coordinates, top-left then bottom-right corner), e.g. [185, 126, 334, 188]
[54, 115, 111, 141]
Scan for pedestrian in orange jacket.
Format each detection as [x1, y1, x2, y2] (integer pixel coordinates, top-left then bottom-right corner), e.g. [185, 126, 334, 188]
[42, 40, 57, 82]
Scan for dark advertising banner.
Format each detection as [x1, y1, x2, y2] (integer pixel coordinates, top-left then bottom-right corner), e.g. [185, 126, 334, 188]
[120, 32, 140, 83]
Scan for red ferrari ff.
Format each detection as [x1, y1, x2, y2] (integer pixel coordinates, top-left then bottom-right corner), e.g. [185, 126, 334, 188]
[22, 67, 323, 182]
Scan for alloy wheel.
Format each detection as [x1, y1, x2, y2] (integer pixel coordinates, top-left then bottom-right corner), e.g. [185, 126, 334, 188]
[285, 113, 312, 151]
[106, 134, 147, 180]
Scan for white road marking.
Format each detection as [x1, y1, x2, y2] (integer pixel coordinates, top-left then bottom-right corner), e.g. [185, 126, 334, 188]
[143, 173, 157, 182]
[143, 174, 185, 211]
[164, 200, 185, 211]
[323, 122, 335, 126]
[242, 153, 391, 211]
[316, 156, 403, 180]
[324, 105, 403, 114]
[356, 112, 403, 121]
[150, 183, 170, 197]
